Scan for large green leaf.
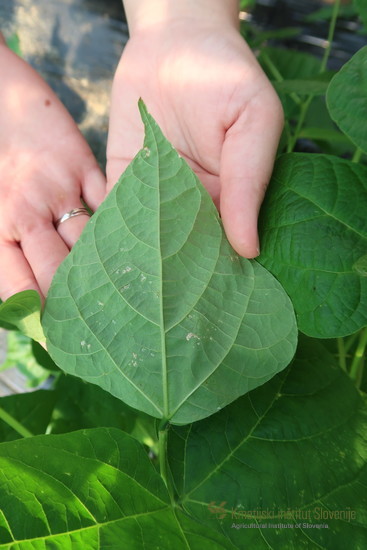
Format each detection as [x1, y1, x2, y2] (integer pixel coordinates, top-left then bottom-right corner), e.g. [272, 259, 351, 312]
[326, 46, 367, 153]
[168, 337, 367, 549]
[0, 291, 44, 342]
[43, 102, 297, 425]
[0, 428, 235, 549]
[258, 153, 367, 338]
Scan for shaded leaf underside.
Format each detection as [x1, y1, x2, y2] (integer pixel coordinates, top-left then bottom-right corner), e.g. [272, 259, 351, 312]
[43, 102, 297, 425]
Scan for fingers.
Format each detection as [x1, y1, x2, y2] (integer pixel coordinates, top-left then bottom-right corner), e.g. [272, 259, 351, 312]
[106, 157, 131, 193]
[56, 211, 91, 249]
[81, 165, 106, 211]
[0, 165, 106, 302]
[0, 225, 69, 302]
[35, 167, 106, 294]
[19, 224, 70, 298]
[0, 241, 41, 301]
[56, 165, 106, 248]
[219, 89, 284, 258]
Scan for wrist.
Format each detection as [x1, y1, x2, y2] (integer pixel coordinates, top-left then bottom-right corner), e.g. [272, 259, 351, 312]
[123, 0, 239, 35]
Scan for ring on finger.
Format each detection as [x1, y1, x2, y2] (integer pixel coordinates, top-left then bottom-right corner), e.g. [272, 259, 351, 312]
[55, 207, 91, 229]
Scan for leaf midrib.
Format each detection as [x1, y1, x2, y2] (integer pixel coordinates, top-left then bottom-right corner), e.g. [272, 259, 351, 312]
[62, 264, 163, 417]
[284, 167, 367, 240]
[182, 370, 289, 499]
[147, 121, 170, 421]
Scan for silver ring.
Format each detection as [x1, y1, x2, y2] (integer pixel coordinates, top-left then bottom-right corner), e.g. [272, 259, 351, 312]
[56, 207, 91, 228]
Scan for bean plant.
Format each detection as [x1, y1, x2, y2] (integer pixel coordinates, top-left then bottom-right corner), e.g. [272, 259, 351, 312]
[0, 1, 366, 548]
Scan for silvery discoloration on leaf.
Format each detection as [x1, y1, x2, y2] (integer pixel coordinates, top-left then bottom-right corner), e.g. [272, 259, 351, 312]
[43, 101, 297, 425]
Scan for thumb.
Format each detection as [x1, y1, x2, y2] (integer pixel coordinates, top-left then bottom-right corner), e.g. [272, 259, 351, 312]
[219, 93, 283, 258]
[106, 157, 132, 193]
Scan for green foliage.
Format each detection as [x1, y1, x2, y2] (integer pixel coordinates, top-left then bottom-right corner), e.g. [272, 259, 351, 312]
[5, 33, 21, 56]
[259, 47, 322, 120]
[0, 389, 57, 441]
[0, 290, 44, 342]
[327, 46, 367, 153]
[258, 153, 367, 338]
[0, 428, 236, 548]
[0, 4, 366, 548]
[169, 337, 367, 549]
[305, 4, 357, 22]
[354, 0, 367, 30]
[273, 78, 329, 96]
[239, 0, 256, 10]
[42, 101, 297, 425]
[31, 339, 59, 372]
[0, 340, 365, 548]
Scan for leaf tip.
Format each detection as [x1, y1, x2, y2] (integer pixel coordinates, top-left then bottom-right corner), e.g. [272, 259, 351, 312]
[138, 97, 148, 119]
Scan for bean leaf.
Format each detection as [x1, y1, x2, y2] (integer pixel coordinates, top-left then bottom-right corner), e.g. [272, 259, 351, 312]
[0, 290, 44, 342]
[327, 46, 367, 153]
[42, 101, 297, 425]
[0, 428, 235, 548]
[168, 337, 367, 548]
[258, 153, 367, 338]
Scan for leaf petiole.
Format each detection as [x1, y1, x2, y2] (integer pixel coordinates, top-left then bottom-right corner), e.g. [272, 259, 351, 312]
[337, 337, 347, 371]
[350, 327, 367, 384]
[261, 50, 302, 106]
[158, 423, 177, 506]
[286, 0, 341, 152]
[352, 147, 363, 163]
[158, 426, 169, 485]
[0, 407, 34, 438]
[320, 0, 341, 73]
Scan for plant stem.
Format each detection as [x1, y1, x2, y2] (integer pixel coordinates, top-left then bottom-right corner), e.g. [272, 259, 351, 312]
[352, 147, 363, 163]
[344, 331, 360, 354]
[158, 425, 169, 484]
[319, 0, 341, 73]
[158, 428, 167, 483]
[356, 356, 365, 389]
[261, 51, 302, 106]
[158, 423, 176, 505]
[260, 50, 298, 152]
[286, 96, 313, 153]
[337, 337, 347, 371]
[286, 0, 341, 153]
[0, 407, 33, 438]
[350, 327, 367, 382]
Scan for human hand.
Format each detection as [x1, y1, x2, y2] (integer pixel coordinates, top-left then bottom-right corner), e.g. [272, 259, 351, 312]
[0, 43, 105, 301]
[107, 1, 283, 258]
